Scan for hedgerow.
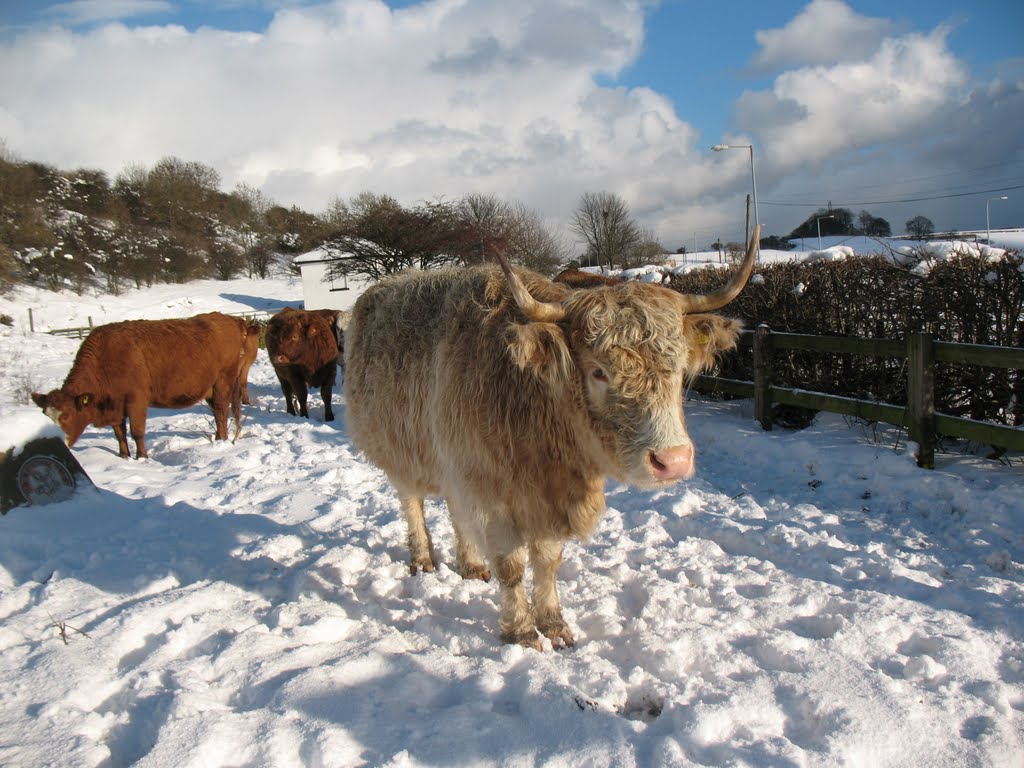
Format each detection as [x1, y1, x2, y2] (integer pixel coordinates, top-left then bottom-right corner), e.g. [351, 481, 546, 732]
[668, 252, 1024, 429]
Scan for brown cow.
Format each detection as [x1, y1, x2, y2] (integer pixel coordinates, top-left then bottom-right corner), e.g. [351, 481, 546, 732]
[344, 227, 760, 648]
[265, 307, 340, 421]
[32, 312, 253, 459]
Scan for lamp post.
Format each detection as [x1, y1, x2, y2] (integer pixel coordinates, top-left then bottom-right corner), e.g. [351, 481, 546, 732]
[600, 207, 609, 273]
[711, 143, 759, 248]
[986, 196, 1008, 245]
[816, 214, 834, 250]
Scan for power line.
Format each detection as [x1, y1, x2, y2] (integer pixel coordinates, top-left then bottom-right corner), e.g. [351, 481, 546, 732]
[760, 184, 1024, 208]
[814, 161, 1024, 193]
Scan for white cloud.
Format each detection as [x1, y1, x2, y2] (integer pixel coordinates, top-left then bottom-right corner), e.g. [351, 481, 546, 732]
[737, 28, 968, 171]
[750, 0, 892, 73]
[45, 0, 173, 26]
[0, 1, 680, 225]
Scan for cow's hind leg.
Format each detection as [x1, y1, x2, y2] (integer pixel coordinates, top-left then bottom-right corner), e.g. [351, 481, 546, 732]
[400, 495, 435, 574]
[320, 369, 336, 422]
[230, 378, 242, 433]
[531, 539, 574, 648]
[494, 546, 540, 649]
[208, 386, 231, 441]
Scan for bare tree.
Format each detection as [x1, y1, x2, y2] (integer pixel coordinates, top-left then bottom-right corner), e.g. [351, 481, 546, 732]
[623, 226, 665, 269]
[320, 195, 350, 236]
[233, 182, 278, 277]
[324, 193, 466, 281]
[507, 201, 570, 275]
[458, 193, 514, 265]
[570, 191, 642, 272]
[905, 215, 935, 240]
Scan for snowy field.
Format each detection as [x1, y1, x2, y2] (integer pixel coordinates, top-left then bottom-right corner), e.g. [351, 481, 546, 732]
[1, 260, 1023, 766]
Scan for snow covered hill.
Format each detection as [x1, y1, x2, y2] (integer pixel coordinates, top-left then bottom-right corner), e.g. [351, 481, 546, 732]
[0, 272, 1022, 766]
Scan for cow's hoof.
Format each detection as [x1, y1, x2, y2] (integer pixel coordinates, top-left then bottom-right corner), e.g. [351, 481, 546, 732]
[537, 618, 575, 649]
[409, 558, 435, 575]
[501, 628, 542, 651]
[459, 562, 491, 582]
[548, 628, 575, 649]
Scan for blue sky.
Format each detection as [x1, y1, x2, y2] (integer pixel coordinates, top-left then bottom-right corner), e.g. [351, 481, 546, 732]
[1, 0, 1022, 249]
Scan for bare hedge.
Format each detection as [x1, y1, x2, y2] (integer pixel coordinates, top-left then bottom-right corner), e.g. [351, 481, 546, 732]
[667, 252, 1024, 429]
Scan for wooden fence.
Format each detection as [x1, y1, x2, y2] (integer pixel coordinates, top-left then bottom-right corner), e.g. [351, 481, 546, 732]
[694, 324, 1024, 468]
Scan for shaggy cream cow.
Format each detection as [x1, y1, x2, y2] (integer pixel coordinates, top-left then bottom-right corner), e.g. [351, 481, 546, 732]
[344, 228, 759, 648]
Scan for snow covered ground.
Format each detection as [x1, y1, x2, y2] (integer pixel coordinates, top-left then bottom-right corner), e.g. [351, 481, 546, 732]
[1, 268, 1023, 766]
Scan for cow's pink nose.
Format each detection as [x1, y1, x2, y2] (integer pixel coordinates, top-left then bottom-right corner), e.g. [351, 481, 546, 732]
[648, 445, 695, 481]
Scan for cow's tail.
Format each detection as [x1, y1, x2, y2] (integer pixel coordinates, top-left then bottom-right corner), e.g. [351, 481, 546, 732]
[231, 321, 252, 430]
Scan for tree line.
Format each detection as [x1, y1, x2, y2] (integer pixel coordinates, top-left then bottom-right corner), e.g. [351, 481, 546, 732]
[0, 143, 940, 298]
[785, 207, 937, 243]
[0, 149, 653, 295]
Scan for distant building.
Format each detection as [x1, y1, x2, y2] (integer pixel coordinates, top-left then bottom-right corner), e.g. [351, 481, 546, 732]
[294, 247, 354, 310]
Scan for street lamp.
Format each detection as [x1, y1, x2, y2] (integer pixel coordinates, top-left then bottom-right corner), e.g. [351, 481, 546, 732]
[816, 214, 834, 250]
[600, 207, 609, 273]
[986, 196, 1008, 245]
[711, 143, 759, 247]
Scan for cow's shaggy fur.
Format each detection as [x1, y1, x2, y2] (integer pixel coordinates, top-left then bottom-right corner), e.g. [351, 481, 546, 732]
[32, 312, 253, 459]
[344, 234, 757, 648]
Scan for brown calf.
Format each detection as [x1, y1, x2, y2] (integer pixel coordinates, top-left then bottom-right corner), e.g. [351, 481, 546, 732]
[265, 307, 341, 421]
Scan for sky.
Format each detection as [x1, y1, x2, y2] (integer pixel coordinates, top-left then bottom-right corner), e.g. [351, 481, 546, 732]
[1, 0, 1022, 251]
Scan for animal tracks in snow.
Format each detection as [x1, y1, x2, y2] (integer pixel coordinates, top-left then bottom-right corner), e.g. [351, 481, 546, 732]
[1, 341, 1022, 766]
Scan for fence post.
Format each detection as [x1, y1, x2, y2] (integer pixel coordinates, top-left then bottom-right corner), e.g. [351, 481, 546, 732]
[907, 331, 935, 469]
[754, 323, 773, 430]
[28, 308, 34, 333]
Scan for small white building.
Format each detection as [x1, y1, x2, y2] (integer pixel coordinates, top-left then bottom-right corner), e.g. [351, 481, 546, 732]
[293, 247, 356, 310]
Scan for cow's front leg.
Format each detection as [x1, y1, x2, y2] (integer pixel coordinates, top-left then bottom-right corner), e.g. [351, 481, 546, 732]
[112, 417, 132, 459]
[279, 376, 297, 416]
[531, 539, 574, 648]
[494, 546, 540, 649]
[126, 407, 149, 459]
[400, 495, 435, 574]
[295, 382, 310, 418]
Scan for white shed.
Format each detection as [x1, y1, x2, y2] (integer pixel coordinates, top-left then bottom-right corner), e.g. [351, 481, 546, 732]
[293, 247, 355, 310]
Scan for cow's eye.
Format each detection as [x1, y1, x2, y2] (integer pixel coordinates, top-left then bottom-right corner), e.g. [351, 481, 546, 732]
[592, 367, 608, 382]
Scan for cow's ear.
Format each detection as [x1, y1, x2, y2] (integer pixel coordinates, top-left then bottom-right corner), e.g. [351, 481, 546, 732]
[507, 323, 573, 381]
[682, 314, 743, 376]
[76, 393, 93, 409]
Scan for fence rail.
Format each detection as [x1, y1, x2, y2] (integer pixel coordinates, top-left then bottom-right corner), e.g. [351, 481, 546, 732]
[694, 325, 1024, 468]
